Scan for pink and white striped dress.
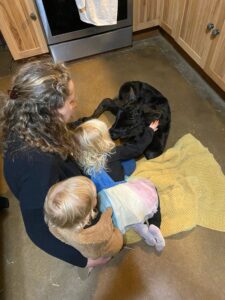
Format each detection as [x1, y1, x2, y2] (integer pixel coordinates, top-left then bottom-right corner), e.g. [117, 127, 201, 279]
[98, 178, 159, 234]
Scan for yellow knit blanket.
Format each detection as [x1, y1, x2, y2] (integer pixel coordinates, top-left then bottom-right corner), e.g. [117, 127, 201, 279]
[126, 134, 225, 242]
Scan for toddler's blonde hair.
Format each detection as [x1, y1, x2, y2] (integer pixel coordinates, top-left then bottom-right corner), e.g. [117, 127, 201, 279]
[44, 176, 97, 230]
[73, 119, 115, 175]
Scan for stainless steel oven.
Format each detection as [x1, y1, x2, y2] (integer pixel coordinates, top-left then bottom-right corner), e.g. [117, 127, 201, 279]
[35, 0, 133, 62]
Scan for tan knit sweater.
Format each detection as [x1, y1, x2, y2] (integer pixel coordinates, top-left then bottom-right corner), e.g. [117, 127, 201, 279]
[49, 208, 123, 259]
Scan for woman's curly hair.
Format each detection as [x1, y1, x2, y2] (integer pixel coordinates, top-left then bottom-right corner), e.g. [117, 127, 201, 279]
[0, 60, 77, 158]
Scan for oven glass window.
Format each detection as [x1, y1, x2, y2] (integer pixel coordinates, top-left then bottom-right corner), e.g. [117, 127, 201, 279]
[42, 0, 128, 36]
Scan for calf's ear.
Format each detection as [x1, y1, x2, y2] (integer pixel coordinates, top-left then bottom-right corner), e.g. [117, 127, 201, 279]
[128, 87, 136, 102]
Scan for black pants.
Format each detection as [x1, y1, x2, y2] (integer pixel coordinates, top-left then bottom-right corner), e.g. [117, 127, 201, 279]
[148, 199, 161, 228]
[147, 189, 161, 228]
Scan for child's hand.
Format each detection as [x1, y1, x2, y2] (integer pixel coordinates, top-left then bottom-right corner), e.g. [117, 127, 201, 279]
[87, 256, 111, 268]
[149, 120, 159, 132]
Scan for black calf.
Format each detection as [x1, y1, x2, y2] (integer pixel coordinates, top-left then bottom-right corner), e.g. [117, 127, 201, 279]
[73, 81, 171, 159]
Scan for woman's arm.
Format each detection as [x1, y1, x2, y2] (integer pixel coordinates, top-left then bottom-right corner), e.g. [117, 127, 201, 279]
[87, 257, 111, 267]
[22, 208, 88, 267]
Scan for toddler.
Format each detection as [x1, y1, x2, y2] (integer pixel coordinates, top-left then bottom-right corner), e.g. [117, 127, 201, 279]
[73, 119, 165, 251]
[44, 176, 123, 260]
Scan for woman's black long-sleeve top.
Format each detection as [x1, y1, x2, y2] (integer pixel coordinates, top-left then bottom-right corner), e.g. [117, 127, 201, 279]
[4, 138, 88, 267]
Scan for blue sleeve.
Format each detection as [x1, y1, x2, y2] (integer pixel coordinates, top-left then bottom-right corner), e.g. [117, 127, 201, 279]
[121, 159, 136, 176]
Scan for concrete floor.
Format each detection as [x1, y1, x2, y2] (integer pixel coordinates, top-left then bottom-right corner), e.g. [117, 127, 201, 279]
[0, 34, 225, 300]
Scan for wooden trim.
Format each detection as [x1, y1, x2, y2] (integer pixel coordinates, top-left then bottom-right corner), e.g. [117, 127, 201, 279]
[133, 0, 162, 32]
[133, 27, 161, 41]
[134, 19, 161, 32]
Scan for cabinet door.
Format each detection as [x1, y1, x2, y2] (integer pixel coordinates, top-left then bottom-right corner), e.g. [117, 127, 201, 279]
[175, 0, 221, 67]
[160, 0, 184, 37]
[133, 0, 162, 32]
[0, 0, 48, 60]
[205, 3, 225, 91]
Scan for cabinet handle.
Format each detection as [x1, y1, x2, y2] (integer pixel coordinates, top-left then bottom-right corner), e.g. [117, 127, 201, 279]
[211, 28, 220, 37]
[30, 12, 37, 21]
[207, 23, 214, 31]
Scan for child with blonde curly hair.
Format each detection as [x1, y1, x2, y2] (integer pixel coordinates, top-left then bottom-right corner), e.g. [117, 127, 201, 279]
[73, 119, 165, 251]
[44, 176, 123, 261]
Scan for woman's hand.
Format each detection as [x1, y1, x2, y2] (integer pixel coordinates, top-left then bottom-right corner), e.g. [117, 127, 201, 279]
[87, 256, 111, 268]
[149, 120, 159, 132]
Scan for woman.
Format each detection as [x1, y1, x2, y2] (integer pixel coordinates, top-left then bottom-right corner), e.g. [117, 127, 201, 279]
[0, 60, 109, 268]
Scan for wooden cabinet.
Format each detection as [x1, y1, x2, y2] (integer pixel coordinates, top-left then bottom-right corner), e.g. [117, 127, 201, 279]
[135, 0, 225, 91]
[174, 0, 222, 68]
[160, 0, 182, 37]
[133, 0, 162, 32]
[204, 1, 225, 91]
[0, 0, 48, 60]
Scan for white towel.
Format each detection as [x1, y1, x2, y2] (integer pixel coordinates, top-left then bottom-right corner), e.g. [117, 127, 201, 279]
[75, 0, 118, 26]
